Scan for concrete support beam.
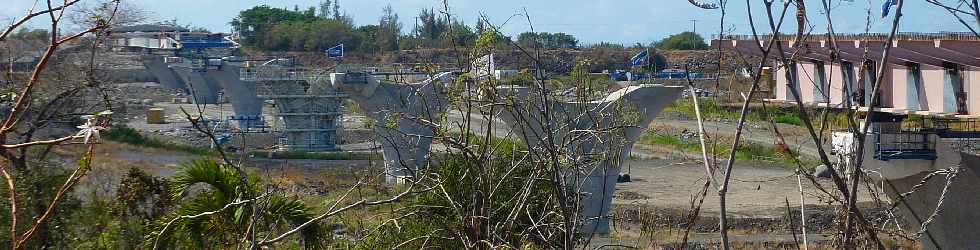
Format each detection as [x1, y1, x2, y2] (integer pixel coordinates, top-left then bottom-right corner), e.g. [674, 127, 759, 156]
[494, 84, 684, 234]
[717, 38, 980, 66]
[798, 41, 876, 64]
[171, 67, 220, 104]
[830, 41, 911, 66]
[722, 40, 876, 65]
[785, 41, 838, 63]
[935, 40, 980, 59]
[139, 55, 186, 90]
[204, 64, 264, 127]
[332, 72, 453, 184]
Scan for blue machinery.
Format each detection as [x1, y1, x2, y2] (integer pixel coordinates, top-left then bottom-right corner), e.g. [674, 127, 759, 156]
[172, 33, 240, 73]
[225, 115, 269, 133]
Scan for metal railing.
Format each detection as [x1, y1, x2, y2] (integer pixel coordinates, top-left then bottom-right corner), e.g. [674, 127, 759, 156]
[873, 130, 937, 161]
[240, 67, 324, 82]
[829, 116, 980, 160]
[904, 117, 980, 138]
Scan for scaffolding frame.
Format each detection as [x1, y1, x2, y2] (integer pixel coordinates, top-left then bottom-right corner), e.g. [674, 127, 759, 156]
[241, 64, 346, 151]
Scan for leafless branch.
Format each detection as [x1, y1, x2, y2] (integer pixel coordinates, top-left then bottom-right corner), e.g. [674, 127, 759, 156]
[0, 0, 84, 41]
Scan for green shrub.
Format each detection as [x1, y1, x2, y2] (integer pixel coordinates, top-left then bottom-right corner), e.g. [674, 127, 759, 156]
[0, 166, 82, 248]
[102, 125, 147, 145]
[103, 125, 214, 155]
[665, 98, 846, 127]
[344, 136, 555, 248]
[251, 150, 379, 160]
[640, 131, 813, 167]
[653, 31, 708, 50]
[664, 98, 739, 120]
[772, 114, 804, 126]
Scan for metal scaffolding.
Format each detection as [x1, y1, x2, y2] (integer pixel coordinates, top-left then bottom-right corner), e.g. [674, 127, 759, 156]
[241, 64, 346, 151]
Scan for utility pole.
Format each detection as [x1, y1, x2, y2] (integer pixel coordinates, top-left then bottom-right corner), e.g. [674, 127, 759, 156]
[415, 17, 420, 49]
[690, 19, 698, 49]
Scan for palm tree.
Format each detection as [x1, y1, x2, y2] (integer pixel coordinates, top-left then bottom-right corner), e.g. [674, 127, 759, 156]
[148, 159, 324, 249]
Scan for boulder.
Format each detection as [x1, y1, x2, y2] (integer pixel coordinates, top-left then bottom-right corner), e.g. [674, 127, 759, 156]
[814, 165, 832, 178]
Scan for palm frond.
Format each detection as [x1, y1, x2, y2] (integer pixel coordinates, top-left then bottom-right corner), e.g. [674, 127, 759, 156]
[151, 159, 325, 248]
[171, 158, 243, 203]
[265, 194, 325, 250]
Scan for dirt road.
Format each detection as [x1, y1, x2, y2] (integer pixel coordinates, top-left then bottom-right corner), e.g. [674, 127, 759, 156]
[614, 158, 875, 218]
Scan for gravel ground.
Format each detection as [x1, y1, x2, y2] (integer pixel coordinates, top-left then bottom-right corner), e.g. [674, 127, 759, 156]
[613, 158, 877, 219]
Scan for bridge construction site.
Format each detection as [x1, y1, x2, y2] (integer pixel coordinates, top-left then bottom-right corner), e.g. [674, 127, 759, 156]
[13, 0, 980, 249]
[111, 25, 980, 249]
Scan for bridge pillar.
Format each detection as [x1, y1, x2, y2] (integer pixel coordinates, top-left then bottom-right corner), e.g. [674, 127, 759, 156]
[204, 64, 264, 128]
[332, 72, 452, 184]
[494, 84, 684, 234]
[139, 55, 186, 90]
[171, 66, 220, 104]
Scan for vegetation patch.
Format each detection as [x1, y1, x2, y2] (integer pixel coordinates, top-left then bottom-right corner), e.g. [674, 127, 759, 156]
[664, 98, 849, 128]
[251, 150, 379, 160]
[102, 125, 215, 156]
[639, 132, 815, 167]
[340, 136, 559, 249]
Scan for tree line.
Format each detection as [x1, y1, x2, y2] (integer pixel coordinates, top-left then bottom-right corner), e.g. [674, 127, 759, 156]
[230, 3, 594, 53]
[229, 3, 710, 53]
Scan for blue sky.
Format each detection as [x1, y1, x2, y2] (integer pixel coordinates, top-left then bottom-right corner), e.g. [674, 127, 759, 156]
[2, 0, 968, 44]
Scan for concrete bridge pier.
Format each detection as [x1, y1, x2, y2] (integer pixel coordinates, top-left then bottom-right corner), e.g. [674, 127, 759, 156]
[494, 84, 684, 234]
[375, 119, 437, 182]
[832, 117, 980, 249]
[204, 64, 264, 127]
[254, 78, 343, 152]
[171, 66, 220, 104]
[139, 55, 186, 90]
[331, 72, 452, 184]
